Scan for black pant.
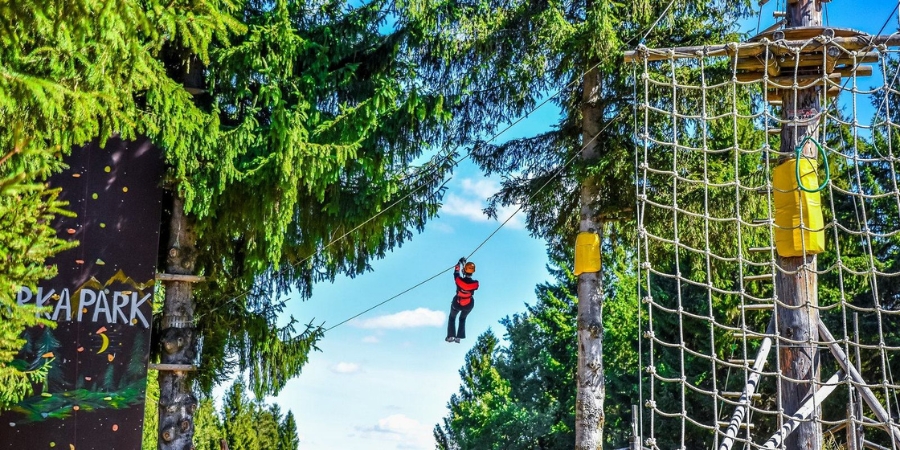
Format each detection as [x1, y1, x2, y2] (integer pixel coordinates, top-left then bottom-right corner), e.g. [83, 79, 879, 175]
[447, 296, 474, 339]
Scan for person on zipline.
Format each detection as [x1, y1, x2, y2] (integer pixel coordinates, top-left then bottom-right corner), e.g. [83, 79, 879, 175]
[446, 257, 479, 343]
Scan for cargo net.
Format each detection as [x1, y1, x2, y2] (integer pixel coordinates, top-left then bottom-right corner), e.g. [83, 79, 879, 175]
[633, 32, 900, 450]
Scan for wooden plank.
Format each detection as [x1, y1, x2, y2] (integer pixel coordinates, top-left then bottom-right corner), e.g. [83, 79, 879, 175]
[149, 363, 198, 372]
[741, 303, 774, 310]
[718, 421, 755, 429]
[744, 274, 773, 282]
[736, 71, 842, 85]
[156, 273, 206, 283]
[835, 65, 874, 78]
[624, 34, 900, 63]
[722, 391, 762, 399]
[736, 56, 781, 76]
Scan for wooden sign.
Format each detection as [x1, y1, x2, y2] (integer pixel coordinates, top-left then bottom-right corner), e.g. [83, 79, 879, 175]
[0, 137, 164, 449]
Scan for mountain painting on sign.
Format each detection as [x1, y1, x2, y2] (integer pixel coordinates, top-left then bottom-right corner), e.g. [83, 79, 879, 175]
[0, 137, 164, 450]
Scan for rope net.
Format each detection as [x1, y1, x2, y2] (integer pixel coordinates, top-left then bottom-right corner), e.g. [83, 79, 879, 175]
[634, 33, 900, 450]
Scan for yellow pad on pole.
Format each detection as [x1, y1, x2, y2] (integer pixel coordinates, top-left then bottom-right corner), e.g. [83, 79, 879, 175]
[773, 159, 825, 257]
[574, 231, 601, 275]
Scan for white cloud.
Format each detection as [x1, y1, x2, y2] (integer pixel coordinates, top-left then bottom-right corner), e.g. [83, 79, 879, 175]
[351, 308, 445, 329]
[460, 178, 499, 198]
[440, 178, 525, 229]
[330, 362, 361, 374]
[362, 335, 380, 344]
[356, 414, 434, 449]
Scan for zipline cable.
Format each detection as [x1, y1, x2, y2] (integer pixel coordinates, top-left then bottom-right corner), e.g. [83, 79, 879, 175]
[193, 0, 678, 324]
[324, 111, 624, 332]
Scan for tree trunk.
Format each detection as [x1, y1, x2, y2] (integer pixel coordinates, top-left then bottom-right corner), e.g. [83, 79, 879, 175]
[157, 196, 199, 450]
[575, 63, 605, 450]
[775, 1, 822, 449]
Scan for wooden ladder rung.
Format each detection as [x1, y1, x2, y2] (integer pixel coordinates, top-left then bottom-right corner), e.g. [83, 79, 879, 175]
[747, 247, 774, 253]
[728, 359, 755, 365]
[156, 273, 206, 283]
[721, 391, 762, 399]
[148, 363, 197, 372]
[718, 421, 756, 429]
[744, 274, 773, 282]
[741, 303, 774, 310]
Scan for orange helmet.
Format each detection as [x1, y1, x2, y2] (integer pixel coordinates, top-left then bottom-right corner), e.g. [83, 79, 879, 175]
[463, 262, 476, 274]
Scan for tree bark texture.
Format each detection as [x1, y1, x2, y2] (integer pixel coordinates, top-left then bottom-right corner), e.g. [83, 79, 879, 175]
[158, 196, 199, 450]
[776, 2, 823, 447]
[575, 64, 605, 450]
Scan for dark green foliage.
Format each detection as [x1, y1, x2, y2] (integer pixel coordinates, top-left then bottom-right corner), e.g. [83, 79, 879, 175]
[142, 378, 297, 450]
[400, 0, 752, 251]
[0, 147, 73, 409]
[220, 380, 300, 450]
[191, 398, 226, 450]
[279, 410, 301, 450]
[146, 0, 454, 398]
[2, 0, 454, 408]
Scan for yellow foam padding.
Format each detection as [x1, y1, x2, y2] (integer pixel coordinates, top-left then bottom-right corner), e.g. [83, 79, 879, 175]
[574, 231, 601, 275]
[772, 159, 825, 257]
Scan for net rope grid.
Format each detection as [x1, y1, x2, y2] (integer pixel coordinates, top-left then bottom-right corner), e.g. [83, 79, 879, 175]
[630, 29, 900, 450]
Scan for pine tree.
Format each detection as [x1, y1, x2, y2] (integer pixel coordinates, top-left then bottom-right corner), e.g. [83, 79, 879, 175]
[279, 410, 300, 450]
[192, 398, 226, 450]
[222, 381, 259, 450]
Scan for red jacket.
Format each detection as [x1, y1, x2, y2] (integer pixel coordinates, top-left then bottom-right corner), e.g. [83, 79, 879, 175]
[453, 264, 479, 306]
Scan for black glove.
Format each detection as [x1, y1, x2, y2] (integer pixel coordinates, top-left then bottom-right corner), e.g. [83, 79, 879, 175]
[458, 257, 466, 265]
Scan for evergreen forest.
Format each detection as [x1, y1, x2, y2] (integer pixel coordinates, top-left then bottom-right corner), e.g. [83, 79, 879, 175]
[4, 0, 900, 449]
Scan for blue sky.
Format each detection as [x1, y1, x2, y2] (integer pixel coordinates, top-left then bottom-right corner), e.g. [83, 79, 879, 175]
[263, 2, 900, 449]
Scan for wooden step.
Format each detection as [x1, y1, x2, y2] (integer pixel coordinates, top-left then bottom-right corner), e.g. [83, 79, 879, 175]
[721, 391, 762, 399]
[718, 421, 755, 429]
[744, 274, 773, 282]
[741, 303, 774, 310]
[728, 358, 756, 365]
[747, 247, 774, 253]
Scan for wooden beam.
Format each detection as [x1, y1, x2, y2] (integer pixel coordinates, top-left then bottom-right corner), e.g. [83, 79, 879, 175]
[624, 34, 900, 63]
[156, 273, 206, 283]
[735, 56, 781, 76]
[718, 319, 775, 450]
[149, 363, 198, 372]
[818, 320, 900, 446]
[761, 371, 844, 449]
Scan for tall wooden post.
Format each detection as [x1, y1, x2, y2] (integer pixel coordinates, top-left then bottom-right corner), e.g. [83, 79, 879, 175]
[574, 61, 605, 449]
[775, 0, 823, 448]
[158, 55, 205, 450]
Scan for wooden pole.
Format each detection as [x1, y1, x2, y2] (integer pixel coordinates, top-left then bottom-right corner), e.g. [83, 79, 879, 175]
[774, 1, 823, 449]
[719, 318, 776, 450]
[574, 33, 605, 449]
[818, 320, 900, 446]
[763, 370, 843, 450]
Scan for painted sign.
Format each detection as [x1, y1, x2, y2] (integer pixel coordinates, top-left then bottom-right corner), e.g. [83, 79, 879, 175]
[0, 137, 164, 449]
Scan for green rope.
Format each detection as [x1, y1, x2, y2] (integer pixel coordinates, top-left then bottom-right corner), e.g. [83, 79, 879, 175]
[794, 136, 830, 193]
